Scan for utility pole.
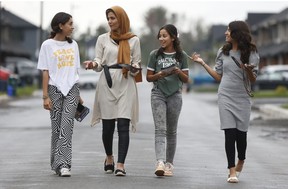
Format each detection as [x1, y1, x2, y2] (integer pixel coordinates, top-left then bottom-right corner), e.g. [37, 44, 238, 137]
[39, 1, 43, 48]
[37, 1, 43, 89]
[0, 2, 2, 63]
[35, 1, 43, 60]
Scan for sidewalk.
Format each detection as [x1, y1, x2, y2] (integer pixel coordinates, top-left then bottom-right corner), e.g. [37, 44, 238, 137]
[252, 98, 288, 120]
[0, 94, 9, 104]
[254, 103, 288, 119]
[0, 90, 41, 105]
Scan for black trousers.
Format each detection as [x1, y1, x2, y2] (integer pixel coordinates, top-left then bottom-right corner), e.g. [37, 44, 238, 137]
[224, 128, 247, 169]
[102, 118, 130, 164]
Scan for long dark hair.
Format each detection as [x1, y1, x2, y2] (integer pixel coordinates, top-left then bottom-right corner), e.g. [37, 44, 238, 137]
[49, 12, 73, 43]
[156, 24, 183, 63]
[222, 21, 257, 64]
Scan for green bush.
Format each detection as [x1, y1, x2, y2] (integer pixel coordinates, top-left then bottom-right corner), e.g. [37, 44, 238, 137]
[281, 104, 288, 109]
[275, 86, 287, 95]
[253, 88, 288, 98]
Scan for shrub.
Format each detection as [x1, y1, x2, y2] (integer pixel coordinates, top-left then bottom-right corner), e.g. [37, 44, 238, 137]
[275, 86, 287, 94]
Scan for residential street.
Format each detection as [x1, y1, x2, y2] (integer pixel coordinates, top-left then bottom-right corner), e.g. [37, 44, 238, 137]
[0, 80, 287, 189]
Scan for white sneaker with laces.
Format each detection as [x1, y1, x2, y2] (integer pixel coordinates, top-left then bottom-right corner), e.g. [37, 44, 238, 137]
[60, 168, 71, 177]
[164, 162, 174, 176]
[154, 160, 165, 176]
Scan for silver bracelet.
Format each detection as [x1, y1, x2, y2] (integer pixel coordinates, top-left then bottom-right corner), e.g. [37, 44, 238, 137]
[42, 95, 49, 100]
[92, 60, 98, 70]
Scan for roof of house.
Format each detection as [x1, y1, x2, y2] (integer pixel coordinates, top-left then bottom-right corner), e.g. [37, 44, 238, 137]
[0, 8, 38, 29]
[246, 12, 275, 27]
[251, 7, 288, 30]
[209, 24, 226, 43]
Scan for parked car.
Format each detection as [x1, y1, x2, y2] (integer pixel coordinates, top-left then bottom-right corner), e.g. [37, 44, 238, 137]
[0, 67, 11, 92]
[189, 68, 216, 85]
[0, 66, 11, 81]
[253, 65, 288, 90]
[78, 69, 100, 89]
[186, 68, 217, 92]
[4, 57, 39, 86]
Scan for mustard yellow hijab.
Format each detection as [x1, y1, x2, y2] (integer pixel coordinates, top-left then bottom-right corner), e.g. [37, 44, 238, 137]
[106, 6, 136, 78]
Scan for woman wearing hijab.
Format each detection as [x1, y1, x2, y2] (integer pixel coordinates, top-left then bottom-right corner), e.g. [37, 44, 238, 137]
[83, 6, 142, 176]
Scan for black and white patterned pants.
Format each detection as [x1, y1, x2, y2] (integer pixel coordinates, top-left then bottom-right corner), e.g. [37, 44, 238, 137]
[48, 84, 79, 172]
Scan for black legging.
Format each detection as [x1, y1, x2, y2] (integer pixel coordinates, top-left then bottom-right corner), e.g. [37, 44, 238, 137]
[102, 118, 130, 164]
[224, 128, 247, 169]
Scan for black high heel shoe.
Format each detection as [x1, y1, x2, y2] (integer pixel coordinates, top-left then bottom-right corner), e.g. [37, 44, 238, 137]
[104, 159, 115, 173]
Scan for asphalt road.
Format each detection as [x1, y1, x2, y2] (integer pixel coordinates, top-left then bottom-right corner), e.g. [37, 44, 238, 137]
[0, 81, 287, 189]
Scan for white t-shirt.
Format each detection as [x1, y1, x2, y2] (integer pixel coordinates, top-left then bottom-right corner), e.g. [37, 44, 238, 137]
[37, 39, 80, 96]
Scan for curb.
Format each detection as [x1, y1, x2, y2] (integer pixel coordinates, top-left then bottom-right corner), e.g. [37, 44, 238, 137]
[0, 90, 42, 105]
[258, 104, 288, 119]
[0, 95, 9, 105]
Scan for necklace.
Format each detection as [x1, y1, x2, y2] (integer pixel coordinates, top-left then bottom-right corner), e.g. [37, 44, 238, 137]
[52, 39, 67, 46]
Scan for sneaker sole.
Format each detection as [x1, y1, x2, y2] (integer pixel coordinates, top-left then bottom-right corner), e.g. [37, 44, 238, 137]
[60, 174, 71, 177]
[115, 172, 126, 176]
[115, 169, 126, 176]
[105, 170, 114, 174]
[155, 170, 165, 176]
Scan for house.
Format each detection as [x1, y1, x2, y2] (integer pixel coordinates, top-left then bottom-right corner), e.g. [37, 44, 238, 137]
[191, 24, 226, 54]
[0, 8, 40, 65]
[208, 24, 227, 51]
[251, 8, 288, 68]
[246, 12, 275, 28]
[197, 10, 287, 70]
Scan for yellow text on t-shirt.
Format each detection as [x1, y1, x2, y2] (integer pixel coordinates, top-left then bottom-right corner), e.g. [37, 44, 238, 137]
[53, 48, 75, 69]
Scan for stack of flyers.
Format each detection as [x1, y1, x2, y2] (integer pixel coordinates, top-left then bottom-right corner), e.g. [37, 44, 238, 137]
[161, 64, 176, 75]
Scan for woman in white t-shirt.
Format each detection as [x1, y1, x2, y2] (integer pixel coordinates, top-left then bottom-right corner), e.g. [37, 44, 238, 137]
[37, 12, 81, 177]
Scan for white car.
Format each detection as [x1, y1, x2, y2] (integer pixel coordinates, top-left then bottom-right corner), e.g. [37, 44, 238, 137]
[260, 65, 288, 75]
[253, 65, 288, 90]
[78, 69, 100, 89]
[5, 57, 39, 85]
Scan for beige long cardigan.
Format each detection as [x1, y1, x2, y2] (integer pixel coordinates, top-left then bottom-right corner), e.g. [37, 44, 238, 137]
[91, 32, 141, 130]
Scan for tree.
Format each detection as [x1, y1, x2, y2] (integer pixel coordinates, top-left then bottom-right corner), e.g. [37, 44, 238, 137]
[140, 6, 169, 66]
[77, 24, 108, 61]
[139, 6, 199, 68]
[145, 6, 167, 34]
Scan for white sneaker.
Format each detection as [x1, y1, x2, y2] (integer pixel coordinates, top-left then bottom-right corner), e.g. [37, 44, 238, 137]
[59, 168, 71, 177]
[164, 162, 174, 176]
[154, 160, 165, 176]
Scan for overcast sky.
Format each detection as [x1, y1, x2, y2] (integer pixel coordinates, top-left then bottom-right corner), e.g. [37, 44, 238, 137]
[1, 0, 288, 36]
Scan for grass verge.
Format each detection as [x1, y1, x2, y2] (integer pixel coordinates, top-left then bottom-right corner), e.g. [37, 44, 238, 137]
[16, 85, 38, 97]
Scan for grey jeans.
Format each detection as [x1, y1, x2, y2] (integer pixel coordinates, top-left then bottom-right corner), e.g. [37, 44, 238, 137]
[151, 86, 182, 163]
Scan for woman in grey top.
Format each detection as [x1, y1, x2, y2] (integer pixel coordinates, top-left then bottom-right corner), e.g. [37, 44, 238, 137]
[191, 21, 259, 183]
